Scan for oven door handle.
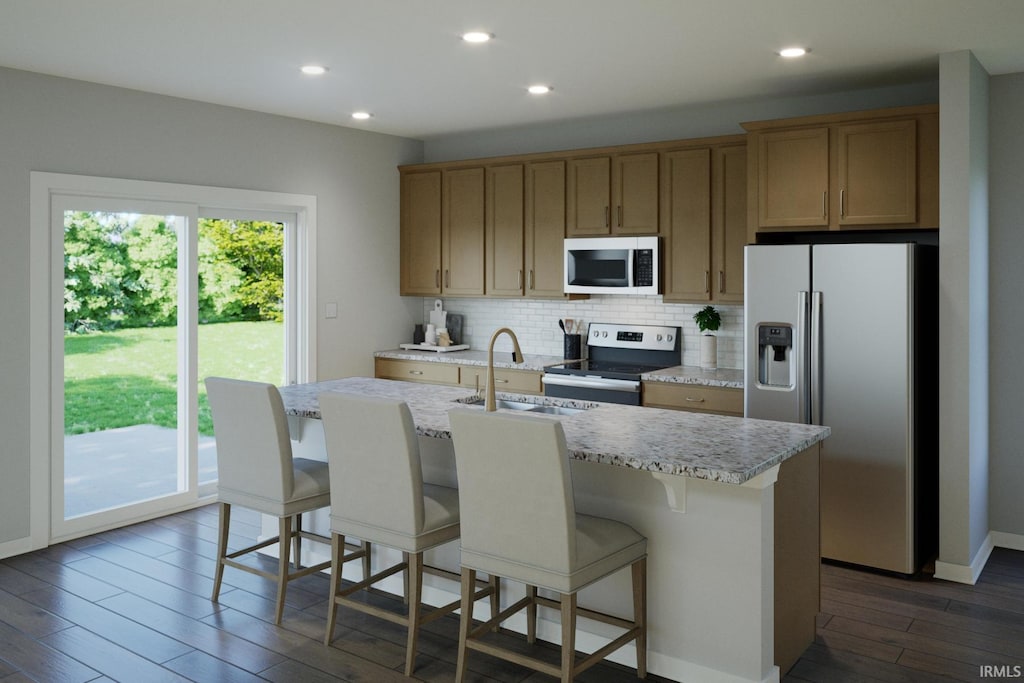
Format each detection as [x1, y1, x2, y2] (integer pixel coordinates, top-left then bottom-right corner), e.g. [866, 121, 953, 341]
[541, 374, 641, 392]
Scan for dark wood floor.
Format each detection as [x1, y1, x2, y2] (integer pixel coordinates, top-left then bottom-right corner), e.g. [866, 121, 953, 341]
[1, 505, 1021, 682]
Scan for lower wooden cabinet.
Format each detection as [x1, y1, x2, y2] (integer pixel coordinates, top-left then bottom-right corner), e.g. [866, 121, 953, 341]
[374, 358, 542, 395]
[642, 382, 743, 416]
[458, 366, 542, 395]
[374, 358, 460, 386]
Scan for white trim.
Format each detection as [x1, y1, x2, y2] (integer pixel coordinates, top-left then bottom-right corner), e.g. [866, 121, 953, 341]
[934, 532, 995, 584]
[990, 530, 1024, 552]
[28, 172, 318, 554]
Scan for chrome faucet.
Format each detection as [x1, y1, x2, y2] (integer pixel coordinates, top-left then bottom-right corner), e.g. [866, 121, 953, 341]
[485, 327, 523, 411]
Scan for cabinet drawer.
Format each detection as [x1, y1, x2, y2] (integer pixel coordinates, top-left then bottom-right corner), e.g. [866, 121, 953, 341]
[642, 382, 743, 416]
[459, 366, 542, 395]
[375, 358, 461, 386]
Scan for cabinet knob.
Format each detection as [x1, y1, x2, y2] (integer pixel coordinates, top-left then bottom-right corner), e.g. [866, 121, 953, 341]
[409, 370, 424, 376]
[435, 269, 440, 288]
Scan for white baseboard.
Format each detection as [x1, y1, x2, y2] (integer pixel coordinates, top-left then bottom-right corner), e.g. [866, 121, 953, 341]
[990, 530, 1024, 552]
[934, 532, 995, 584]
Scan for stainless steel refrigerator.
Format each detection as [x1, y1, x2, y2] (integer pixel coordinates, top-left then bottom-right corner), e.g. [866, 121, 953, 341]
[744, 242, 937, 574]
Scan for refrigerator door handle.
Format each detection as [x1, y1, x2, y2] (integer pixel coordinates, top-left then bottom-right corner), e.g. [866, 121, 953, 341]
[810, 291, 823, 425]
[797, 291, 809, 424]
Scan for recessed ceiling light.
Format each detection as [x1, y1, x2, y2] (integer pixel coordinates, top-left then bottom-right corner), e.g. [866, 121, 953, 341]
[351, 111, 373, 120]
[462, 31, 493, 43]
[778, 47, 809, 58]
[300, 65, 328, 75]
[527, 84, 552, 95]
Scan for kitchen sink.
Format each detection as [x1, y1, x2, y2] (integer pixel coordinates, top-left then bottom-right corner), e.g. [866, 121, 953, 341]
[457, 397, 588, 416]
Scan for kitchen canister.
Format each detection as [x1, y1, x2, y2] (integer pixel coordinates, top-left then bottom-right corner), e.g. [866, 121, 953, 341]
[425, 323, 437, 345]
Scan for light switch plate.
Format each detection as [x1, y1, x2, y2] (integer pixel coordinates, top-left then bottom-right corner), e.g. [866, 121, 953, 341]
[325, 302, 338, 319]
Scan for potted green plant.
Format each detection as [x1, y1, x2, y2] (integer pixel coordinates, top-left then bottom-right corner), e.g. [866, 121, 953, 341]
[693, 305, 721, 369]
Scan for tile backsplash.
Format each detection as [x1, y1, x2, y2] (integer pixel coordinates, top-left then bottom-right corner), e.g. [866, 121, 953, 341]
[418, 296, 743, 370]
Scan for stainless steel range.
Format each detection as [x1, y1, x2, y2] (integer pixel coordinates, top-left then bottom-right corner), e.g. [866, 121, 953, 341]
[542, 322, 681, 405]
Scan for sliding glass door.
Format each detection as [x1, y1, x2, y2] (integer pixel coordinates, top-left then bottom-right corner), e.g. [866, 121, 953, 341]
[52, 195, 299, 540]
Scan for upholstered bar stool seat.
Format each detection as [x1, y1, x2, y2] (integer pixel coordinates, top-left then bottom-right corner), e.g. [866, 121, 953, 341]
[319, 393, 496, 677]
[205, 377, 367, 625]
[449, 408, 648, 682]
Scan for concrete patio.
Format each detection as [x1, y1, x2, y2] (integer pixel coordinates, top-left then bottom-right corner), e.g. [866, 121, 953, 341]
[63, 424, 218, 518]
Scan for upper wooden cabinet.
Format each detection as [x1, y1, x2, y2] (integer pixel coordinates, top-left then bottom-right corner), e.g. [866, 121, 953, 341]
[743, 105, 938, 236]
[661, 141, 746, 304]
[712, 144, 747, 303]
[567, 152, 659, 235]
[486, 164, 525, 296]
[400, 170, 442, 295]
[442, 168, 485, 296]
[525, 160, 568, 297]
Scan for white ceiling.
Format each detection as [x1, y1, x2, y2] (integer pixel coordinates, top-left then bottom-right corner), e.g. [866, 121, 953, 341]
[2, 0, 1023, 140]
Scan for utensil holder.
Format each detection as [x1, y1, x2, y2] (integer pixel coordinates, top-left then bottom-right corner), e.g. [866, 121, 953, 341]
[413, 324, 425, 344]
[563, 334, 582, 360]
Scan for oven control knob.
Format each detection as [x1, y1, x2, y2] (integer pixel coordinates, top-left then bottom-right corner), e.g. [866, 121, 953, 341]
[592, 330, 599, 338]
[601, 331, 608, 338]
[656, 334, 663, 341]
[667, 334, 673, 342]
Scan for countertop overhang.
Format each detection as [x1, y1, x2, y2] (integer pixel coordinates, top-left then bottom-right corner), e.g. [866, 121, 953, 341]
[280, 377, 829, 486]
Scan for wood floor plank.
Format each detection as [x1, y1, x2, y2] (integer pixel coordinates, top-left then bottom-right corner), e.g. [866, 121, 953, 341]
[0, 620, 100, 682]
[820, 598, 914, 631]
[20, 585, 194, 664]
[814, 628, 903, 663]
[907, 616, 1024, 658]
[2, 552, 123, 603]
[98, 591, 287, 674]
[161, 649, 268, 683]
[824, 614, 1014, 669]
[39, 625, 193, 683]
[0, 586, 74, 637]
[895, 647, 991, 682]
[0, 563, 50, 596]
[793, 642, 956, 683]
[63, 555, 221, 620]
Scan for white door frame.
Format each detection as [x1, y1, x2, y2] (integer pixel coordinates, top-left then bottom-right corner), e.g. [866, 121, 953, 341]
[29, 172, 317, 547]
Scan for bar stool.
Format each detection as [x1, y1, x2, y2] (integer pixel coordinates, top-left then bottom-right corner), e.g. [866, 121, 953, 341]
[448, 408, 648, 682]
[318, 392, 497, 676]
[205, 377, 367, 624]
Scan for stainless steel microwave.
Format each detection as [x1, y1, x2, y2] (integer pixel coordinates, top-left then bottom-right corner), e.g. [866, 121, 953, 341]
[564, 236, 660, 295]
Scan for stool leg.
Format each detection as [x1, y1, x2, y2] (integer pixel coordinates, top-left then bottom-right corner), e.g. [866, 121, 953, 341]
[402, 551, 410, 606]
[489, 574, 501, 632]
[293, 513, 302, 568]
[526, 585, 537, 643]
[455, 567, 477, 683]
[274, 515, 292, 624]
[404, 551, 423, 676]
[324, 533, 343, 646]
[361, 540, 372, 580]
[632, 557, 648, 679]
[560, 592, 577, 683]
[211, 502, 230, 602]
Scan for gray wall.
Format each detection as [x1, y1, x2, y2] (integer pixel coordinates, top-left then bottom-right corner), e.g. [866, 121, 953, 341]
[0, 67, 423, 546]
[989, 72, 1024, 536]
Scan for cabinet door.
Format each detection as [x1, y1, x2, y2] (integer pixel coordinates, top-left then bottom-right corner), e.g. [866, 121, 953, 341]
[400, 171, 442, 295]
[661, 148, 711, 302]
[525, 160, 568, 298]
[566, 157, 611, 235]
[712, 145, 747, 303]
[836, 119, 917, 226]
[442, 167, 485, 295]
[613, 152, 659, 234]
[375, 358, 460, 386]
[757, 128, 829, 228]
[486, 164, 525, 296]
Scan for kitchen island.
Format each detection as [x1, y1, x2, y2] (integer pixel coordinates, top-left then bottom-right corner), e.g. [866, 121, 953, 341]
[278, 377, 829, 683]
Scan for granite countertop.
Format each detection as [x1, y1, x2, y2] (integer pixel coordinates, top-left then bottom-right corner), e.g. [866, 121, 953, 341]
[374, 349, 564, 372]
[375, 348, 744, 388]
[641, 365, 744, 389]
[279, 377, 828, 485]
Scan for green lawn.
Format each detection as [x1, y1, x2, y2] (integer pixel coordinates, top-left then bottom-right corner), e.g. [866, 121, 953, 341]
[64, 321, 283, 436]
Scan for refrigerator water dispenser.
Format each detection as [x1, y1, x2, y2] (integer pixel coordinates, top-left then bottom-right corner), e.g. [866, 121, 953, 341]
[757, 325, 793, 388]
